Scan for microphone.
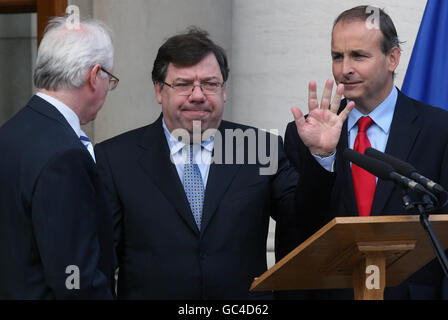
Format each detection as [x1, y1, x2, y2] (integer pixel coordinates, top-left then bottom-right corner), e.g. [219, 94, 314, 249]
[365, 147, 445, 193]
[343, 149, 428, 194]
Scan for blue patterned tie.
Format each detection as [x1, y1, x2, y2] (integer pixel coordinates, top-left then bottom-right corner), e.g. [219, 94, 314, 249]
[79, 135, 91, 148]
[79, 134, 96, 162]
[183, 144, 204, 230]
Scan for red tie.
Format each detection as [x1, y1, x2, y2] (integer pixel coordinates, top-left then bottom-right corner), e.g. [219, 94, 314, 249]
[352, 116, 375, 216]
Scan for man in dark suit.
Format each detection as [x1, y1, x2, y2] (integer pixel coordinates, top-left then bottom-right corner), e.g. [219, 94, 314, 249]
[275, 5, 448, 299]
[94, 28, 349, 299]
[0, 17, 118, 299]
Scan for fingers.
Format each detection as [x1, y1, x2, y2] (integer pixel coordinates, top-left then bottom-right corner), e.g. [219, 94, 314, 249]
[339, 100, 355, 122]
[308, 81, 318, 112]
[308, 78, 347, 115]
[291, 106, 305, 129]
[330, 83, 345, 113]
[320, 78, 334, 110]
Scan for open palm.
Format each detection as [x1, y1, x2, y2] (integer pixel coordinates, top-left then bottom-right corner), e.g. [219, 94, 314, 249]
[292, 79, 355, 156]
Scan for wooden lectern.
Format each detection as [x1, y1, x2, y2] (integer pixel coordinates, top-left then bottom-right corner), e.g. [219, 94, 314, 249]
[251, 215, 448, 300]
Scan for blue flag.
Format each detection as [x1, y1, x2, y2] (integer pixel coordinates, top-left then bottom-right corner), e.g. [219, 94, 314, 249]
[401, 0, 448, 111]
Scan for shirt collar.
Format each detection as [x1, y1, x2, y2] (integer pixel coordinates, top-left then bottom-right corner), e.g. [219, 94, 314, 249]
[347, 86, 398, 134]
[36, 92, 83, 138]
[162, 117, 215, 156]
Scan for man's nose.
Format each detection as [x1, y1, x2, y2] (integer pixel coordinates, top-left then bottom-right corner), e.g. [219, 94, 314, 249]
[342, 59, 354, 77]
[188, 84, 206, 101]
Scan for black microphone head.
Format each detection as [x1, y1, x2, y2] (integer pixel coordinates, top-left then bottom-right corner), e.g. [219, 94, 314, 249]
[343, 148, 394, 180]
[365, 147, 416, 176]
[365, 147, 445, 193]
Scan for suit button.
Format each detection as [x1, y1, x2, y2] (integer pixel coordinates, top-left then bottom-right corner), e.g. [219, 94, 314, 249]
[200, 252, 206, 260]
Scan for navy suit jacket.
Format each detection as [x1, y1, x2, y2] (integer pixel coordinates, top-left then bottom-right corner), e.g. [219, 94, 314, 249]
[94, 115, 324, 299]
[0, 96, 116, 299]
[276, 90, 448, 299]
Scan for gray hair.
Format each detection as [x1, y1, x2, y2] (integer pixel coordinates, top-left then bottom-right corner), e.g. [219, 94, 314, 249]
[34, 17, 114, 91]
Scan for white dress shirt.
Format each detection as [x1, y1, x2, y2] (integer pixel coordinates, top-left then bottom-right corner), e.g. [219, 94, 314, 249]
[162, 118, 214, 187]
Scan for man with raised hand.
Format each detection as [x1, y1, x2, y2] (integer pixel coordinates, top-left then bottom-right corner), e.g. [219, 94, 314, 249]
[276, 5, 448, 300]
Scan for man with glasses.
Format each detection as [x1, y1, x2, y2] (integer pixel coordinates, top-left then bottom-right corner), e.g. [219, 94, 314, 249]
[101, 67, 120, 91]
[0, 17, 117, 299]
[94, 27, 343, 299]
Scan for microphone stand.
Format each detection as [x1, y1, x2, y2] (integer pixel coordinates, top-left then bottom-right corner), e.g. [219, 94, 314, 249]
[401, 187, 448, 277]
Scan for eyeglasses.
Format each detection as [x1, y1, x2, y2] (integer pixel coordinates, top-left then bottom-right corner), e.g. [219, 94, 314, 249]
[100, 67, 119, 91]
[162, 81, 224, 96]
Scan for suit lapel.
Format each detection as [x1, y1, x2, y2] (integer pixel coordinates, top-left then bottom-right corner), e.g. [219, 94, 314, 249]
[337, 115, 358, 216]
[138, 115, 200, 235]
[201, 122, 241, 234]
[371, 90, 421, 215]
[336, 100, 358, 216]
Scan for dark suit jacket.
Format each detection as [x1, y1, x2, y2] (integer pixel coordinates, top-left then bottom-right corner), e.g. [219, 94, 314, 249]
[276, 89, 448, 299]
[0, 96, 116, 299]
[94, 114, 327, 299]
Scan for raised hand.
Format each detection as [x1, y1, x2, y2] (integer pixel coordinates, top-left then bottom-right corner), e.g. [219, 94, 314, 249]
[291, 78, 355, 156]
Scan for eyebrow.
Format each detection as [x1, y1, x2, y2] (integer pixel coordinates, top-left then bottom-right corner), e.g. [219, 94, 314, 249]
[351, 49, 370, 55]
[331, 50, 370, 56]
[201, 76, 221, 82]
[172, 76, 221, 82]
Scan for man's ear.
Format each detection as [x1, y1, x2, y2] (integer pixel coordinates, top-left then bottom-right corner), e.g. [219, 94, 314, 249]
[155, 82, 163, 104]
[88, 64, 102, 90]
[387, 47, 401, 74]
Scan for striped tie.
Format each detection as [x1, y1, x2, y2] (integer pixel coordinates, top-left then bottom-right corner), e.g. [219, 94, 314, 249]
[79, 134, 96, 162]
[79, 135, 91, 148]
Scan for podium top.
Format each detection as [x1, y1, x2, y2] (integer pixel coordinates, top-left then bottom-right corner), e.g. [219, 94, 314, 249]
[251, 215, 448, 291]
